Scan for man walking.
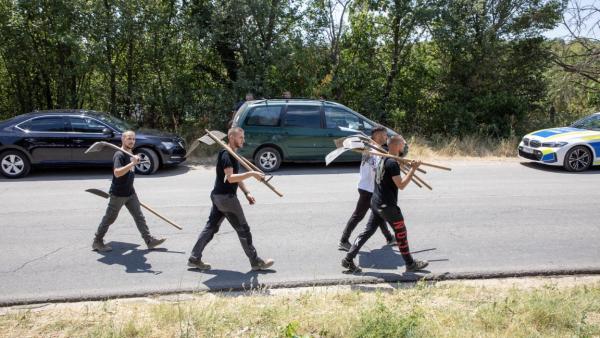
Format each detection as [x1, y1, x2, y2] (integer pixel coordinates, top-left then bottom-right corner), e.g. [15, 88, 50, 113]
[92, 131, 166, 252]
[338, 126, 396, 251]
[188, 127, 275, 271]
[342, 135, 428, 273]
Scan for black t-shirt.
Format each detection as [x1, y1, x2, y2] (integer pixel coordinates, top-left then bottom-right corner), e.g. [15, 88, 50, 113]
[212, 149, 239, 195]
[372, 157, 401, 206]
[109, 151, 135, 197]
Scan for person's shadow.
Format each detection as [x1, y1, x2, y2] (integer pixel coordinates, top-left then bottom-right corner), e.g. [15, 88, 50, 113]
[358, 246, 407, 270]
[188, 267, 276, 291]
[96, 241, 184, 274]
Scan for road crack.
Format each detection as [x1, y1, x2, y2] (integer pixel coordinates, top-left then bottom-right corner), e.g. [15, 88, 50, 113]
[0, 247, 64, 273]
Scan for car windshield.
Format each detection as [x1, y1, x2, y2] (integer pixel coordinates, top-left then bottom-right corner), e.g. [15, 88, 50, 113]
[570, 114, 600, 131]
[94, 113, 133, 132]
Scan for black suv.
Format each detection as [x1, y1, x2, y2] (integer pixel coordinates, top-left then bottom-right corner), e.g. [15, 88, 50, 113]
[0, 110, 186, 178]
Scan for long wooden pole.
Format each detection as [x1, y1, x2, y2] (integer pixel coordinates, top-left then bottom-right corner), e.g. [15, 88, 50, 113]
[204, 130, 283, 197]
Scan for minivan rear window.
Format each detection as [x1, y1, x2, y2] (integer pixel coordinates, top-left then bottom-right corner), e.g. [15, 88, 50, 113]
[283, 106, 321, 128]
[324, 107, 361, 130]
[245, 106, 282, 126]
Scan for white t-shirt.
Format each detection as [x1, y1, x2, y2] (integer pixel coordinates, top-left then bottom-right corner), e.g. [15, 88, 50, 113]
[357, 153, 380, 193]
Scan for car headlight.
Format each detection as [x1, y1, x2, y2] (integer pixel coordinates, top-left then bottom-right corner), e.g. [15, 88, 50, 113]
[541, 141, 568, 148]
[161, 141, 177, 149]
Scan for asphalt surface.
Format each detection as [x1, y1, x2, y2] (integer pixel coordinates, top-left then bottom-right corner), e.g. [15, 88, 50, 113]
[1, 159, 599, 305]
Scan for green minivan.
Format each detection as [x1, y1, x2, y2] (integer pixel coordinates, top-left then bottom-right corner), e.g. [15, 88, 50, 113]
[231, 99, 396, 172]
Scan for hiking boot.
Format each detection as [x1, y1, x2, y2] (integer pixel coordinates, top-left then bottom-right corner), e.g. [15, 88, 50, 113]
[251, 258, 275, 271]
[146, 237, 166, 249]
[92, 238, 112, 252]
[338, 241, 351, 251]
[341, 258, 362, 273]
[386, 238, 397, 246]
[406, 260, 429, 272]
[187, 257, 211, 270]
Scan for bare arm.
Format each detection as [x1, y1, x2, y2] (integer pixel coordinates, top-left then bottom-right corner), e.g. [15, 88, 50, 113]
[224, 167, 264, 183]
[238, 180, 256, 205]
[392, 161, 421, 190]
[114, 155, 140, 178]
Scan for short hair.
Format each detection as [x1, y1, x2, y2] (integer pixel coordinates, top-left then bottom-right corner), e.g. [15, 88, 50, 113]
[372, 125, 387, 135]
[122, 130, 135, 138]
[388, 135, 405, 145]
[228, 127, 244, 138]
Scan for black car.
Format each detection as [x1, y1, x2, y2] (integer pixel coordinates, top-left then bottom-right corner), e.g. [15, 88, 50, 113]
[0, 110, 186, 178]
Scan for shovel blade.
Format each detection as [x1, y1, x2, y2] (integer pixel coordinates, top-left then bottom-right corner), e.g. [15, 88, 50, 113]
[199, 130, 227, 145]
[85, 141, 109, 153]
[325, 147, 349, 166]
[342, 137, 365, 150]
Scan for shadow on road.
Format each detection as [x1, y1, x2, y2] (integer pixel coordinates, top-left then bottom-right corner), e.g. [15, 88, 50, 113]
[188, 268, 276, 291]
[0, 164, 191, 182]
[519, 162, 600, 174]
[95, 241, 185, 274]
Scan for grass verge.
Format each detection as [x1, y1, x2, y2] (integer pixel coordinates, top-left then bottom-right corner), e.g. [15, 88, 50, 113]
[1, 277, 599, 337]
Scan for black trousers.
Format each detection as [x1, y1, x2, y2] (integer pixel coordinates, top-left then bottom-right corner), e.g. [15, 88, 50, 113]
[340, 189, 394, 243]
[346, 202, 414, 266]
[95, 193, 151, 242]
[190, 193, 259, 265]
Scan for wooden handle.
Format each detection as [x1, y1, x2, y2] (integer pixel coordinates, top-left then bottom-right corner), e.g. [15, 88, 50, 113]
[419, 162, 451, 171]
[205, 130, 283, 197]
[139, 201, 183, 230]
[399, 166, 423, 188]
[403, 165, 433, 190]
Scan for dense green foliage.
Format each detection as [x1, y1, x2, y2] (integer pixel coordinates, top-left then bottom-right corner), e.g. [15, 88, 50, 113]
[0, 0, 598, 137]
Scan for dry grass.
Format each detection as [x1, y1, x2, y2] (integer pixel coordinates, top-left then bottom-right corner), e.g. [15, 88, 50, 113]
[407, 135, 519, 159]
[1, 277, 599, 338]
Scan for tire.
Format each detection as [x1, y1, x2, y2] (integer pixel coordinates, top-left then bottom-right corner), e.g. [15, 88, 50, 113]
[0, 150, 31, 178]
[563, 145, 592, 172]
[254, 147, 282, 172]
[134, 147, 160, 175]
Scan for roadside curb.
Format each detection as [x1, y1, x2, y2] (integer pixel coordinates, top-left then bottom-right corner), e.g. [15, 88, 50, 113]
[3, 268, 600, 307]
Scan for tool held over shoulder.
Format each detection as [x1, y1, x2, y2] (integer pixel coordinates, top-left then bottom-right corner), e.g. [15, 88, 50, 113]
[85, 188, 183, 230]
[85, 141, 150, 165]
[199, 129, 283, 197]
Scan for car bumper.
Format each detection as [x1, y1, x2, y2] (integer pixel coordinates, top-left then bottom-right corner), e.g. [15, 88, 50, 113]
[159, 146, 187, 165]
[517, 143, 565, 165]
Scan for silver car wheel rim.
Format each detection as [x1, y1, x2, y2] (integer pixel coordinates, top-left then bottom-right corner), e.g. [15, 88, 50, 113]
[1, 154, 25, 175]
[136, 153, 151, 172]
[259, 151, 277, 170]
[568, 148, 590, 171]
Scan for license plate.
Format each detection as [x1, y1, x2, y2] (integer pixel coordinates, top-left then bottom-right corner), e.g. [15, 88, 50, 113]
[522, 147, 533, 154]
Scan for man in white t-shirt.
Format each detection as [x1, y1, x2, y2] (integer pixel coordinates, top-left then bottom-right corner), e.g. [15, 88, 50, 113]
[338, 126, 396, 251]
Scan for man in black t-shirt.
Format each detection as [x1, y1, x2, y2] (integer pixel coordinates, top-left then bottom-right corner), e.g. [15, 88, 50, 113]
[92, 131, 166, 252]
[342, 135, 428, 273]
[188, 127, 275, 271]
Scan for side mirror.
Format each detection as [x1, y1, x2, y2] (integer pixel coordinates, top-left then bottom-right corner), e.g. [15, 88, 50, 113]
[102, 128, 114, 137]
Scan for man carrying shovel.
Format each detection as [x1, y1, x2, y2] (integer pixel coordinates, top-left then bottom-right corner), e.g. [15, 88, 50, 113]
[342, 135, 428, 273]
[188, 127, 275, 271]
[92, 130, 166, 252]
[338, 125, 396, 251]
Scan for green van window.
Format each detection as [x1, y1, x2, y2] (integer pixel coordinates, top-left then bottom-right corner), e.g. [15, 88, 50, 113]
[324, 107, 360, 130]
[245, 106, 282, 126]
[283, 106, 321, 128]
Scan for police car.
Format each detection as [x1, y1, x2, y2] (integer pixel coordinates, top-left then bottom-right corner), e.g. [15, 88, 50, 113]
[518, 112, 600, 172]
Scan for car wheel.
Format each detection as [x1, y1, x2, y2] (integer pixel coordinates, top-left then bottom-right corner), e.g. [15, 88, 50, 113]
[0, 150, 31, 178]
[254, 147, 282, 172]
[134, 148, 160, 175]
[563, 146, 592, 172]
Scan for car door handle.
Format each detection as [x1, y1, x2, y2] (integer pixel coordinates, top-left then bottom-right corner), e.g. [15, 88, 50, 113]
[25, 138, 37, 142]
[73, 139, 84, 144]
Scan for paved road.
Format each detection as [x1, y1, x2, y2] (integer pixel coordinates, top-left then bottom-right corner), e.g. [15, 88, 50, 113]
[1, 160, 599, 305]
